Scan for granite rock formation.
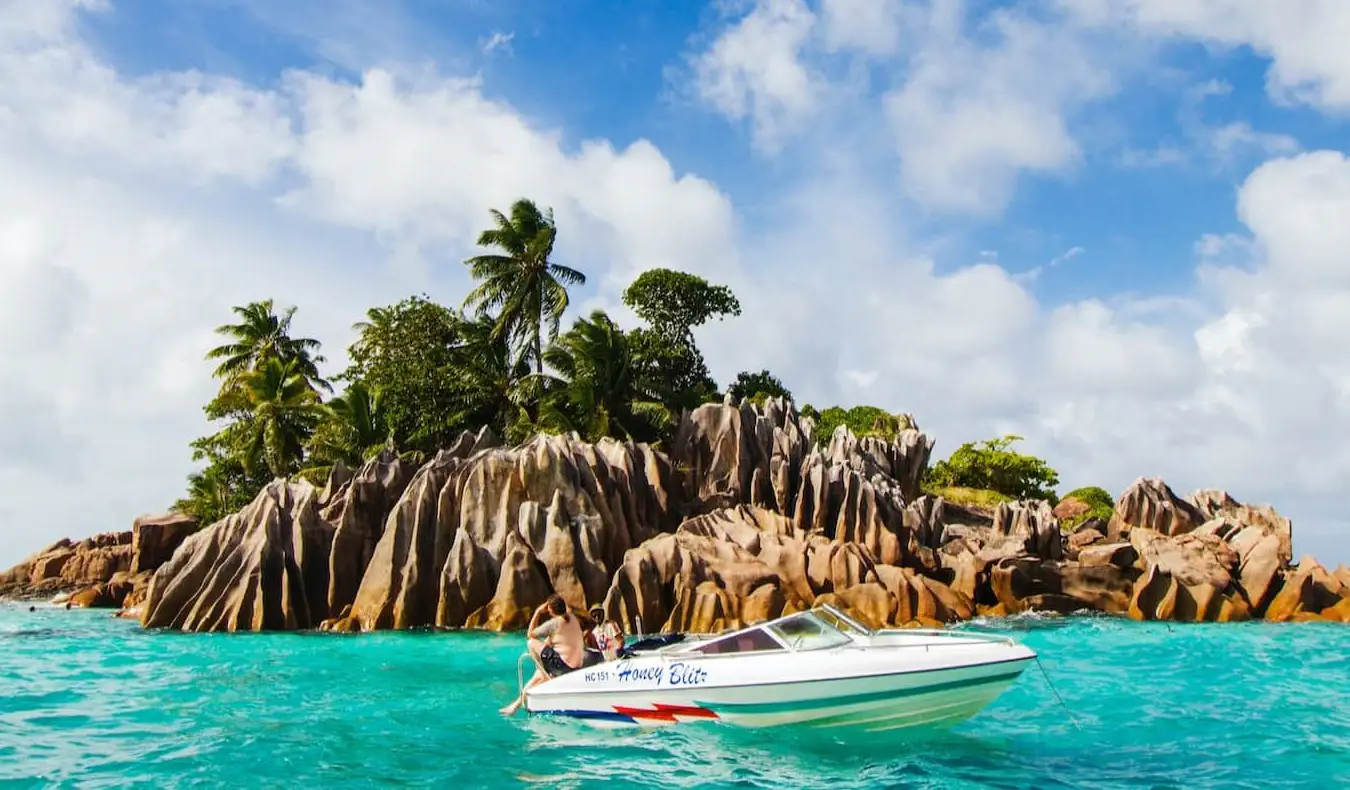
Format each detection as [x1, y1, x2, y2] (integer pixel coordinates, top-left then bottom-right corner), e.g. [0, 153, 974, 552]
[11, 397, 1346, 632]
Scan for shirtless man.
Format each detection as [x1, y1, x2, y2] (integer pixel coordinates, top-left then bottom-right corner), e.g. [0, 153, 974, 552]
[500, 595, 588, 716]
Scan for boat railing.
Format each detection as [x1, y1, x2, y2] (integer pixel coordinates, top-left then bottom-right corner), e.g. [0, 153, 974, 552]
[871, 627, 1018, 647]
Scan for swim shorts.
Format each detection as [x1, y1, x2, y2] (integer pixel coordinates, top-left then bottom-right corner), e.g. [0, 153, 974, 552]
[540, 646, 605, 677]
[540, 645, 576, 677]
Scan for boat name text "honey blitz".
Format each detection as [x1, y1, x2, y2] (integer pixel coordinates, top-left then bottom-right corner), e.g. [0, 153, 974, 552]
[583, 662, 709, 686]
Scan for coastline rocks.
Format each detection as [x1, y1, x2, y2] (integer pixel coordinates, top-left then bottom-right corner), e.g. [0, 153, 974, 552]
[17, 398, 1350, 632]
[131, 513, 198, 574]
[142, 480, 334, 631]
[1108, 478, 1206, 539]
[319, 433, 675, 632]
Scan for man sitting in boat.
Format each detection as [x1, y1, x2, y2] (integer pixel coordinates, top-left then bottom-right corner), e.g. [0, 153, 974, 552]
[500, 595, 600, 715]
[588, 605, 625, 662]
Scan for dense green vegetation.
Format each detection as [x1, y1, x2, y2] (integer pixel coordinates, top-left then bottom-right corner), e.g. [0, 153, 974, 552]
[173, 196, 1071, 524]
[923, 435, 1061, 504]
[803, 404, 916, 445]
[1058, 486, 1116, 530]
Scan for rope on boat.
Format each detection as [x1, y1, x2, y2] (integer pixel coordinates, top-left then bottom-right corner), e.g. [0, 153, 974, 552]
[1033, 656, 1082, 731]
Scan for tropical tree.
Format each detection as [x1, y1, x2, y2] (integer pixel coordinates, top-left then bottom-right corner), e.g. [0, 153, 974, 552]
[341, 295, 467, 453]
[462, 198, 586, 374]
[537, 310, 670, 443]
[228, 358, 325, 478]
[306, 381, 392, 470]
[205, 299, 329, 393]
[622, 269, 741, 412]
[727, 369, 792, 405]
[444, 313, 535, 442]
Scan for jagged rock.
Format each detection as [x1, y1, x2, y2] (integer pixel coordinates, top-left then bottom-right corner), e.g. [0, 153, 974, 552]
[1265, 557, 1348, 622]
[1079, 542, 1137, 569]
[1053, 497, 1091, 522]
[131, 513, 197, 574]
[324, 450, 413, 616]
[1109, 477, 1206, 539]
[318, 434, 675, 632]
[1189, 490, 1292, 565]
[1066, 528, 1105, 559]
[1125, 532, 1251, 623]
[141, 480, 334, 632]
[993, 500, 1062, 560]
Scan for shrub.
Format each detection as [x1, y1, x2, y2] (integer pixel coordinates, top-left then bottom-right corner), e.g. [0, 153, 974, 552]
[924, 435, 1060, 503]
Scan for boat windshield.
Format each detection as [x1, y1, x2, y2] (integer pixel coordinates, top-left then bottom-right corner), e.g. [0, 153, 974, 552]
[766, 612, 854, 651]
[689, 626, 784, 655]
[813, 605, 873, 636]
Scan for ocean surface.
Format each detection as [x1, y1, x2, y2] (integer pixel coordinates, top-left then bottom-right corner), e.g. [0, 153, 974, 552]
[2, 605, 1348, 789]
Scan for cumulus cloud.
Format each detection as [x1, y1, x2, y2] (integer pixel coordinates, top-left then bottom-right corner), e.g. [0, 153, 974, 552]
[2, 0, 1350, 571]
[689, 0, 822, 152]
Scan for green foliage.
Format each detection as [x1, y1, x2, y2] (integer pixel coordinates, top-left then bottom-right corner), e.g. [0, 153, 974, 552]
[622, 269, 740, 412]
[305, 381, 392, 471]
[924, 486, 1014, 511]
[924, 435, 1061, 503]
[340, 295, 470, 452]
[800, 404, 820, 421]
[537, 310, 671, 443]
[727, 370, 791, 405]
[178, 301, 329, 523]
[811, 405, 913, 446]
[462, 198, 586, 374]
[205, 299, 329, 393]
[622, 269, 741, 341]
[1059, 486, 1116, 530]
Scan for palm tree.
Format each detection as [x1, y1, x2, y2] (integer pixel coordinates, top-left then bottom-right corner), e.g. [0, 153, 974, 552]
[306, 381, 392, 468]
[206, 299, 330, 392]
[348, 305, 397, 359]
[444, 313, 534, 442]
[536, 310, 671, 442]
[462, 199, 586, 374]
[232, 357, 325, 478]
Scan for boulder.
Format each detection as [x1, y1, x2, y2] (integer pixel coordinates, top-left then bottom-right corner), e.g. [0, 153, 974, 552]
[141, 480, 335, 632]
[131, 512, 198, 574]
[1109, 478, 1206, 539]
[1265, 557, 1348, 623]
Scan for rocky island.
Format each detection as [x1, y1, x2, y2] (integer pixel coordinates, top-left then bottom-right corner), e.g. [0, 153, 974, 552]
[5, 198, 1347, 634]
[5, 397, 1348, 632]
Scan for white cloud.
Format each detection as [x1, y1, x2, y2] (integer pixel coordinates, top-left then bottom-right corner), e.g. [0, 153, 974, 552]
[690, 0, 821, 152]
[481, 31, 514, 55]
[3, 0, 1350, 573]
[0, 1, 738, 567]
[688, 0, 1119, 215]
[818, 0, 906, 55]
[1113, 0, 1350, 113]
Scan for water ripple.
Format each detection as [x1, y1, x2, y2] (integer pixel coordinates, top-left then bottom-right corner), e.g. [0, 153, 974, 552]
[1, 606, 1348, 787]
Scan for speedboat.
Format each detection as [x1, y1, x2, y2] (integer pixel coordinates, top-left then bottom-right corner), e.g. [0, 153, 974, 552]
[519, 604, 1036, 730]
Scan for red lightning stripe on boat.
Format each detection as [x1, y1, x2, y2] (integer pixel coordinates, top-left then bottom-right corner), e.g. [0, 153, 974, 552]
[611, 704, 719, 721]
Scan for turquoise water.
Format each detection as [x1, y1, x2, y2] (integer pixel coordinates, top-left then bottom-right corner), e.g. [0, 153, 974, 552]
[2, 605, 1348, 789]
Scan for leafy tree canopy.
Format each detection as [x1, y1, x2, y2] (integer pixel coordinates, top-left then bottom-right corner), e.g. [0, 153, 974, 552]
[808, 405, 915, 446]
[340, 295, 467, 453]
[537, 310, 671, 444]
[622, 268, 741, 342]
[727, 370, 792, 405]
[622, 269, 741, 412]
[924, 435, 1061, 503]
[462, 198, 585, 374]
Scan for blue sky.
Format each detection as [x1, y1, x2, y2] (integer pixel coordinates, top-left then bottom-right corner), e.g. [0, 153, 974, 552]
[2, 0, 1350, 565]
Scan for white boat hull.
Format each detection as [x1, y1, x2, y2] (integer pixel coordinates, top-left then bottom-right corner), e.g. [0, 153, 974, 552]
[523, 617, 1036, 731]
